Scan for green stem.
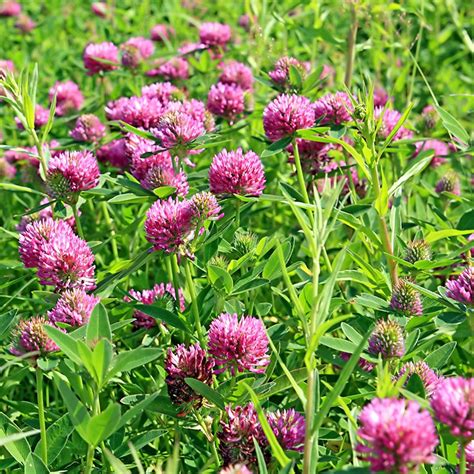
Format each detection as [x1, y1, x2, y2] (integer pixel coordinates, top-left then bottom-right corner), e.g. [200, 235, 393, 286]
[30, 129, 48, 180]
[370, 166, 398, 286]
[292, 137, 310, 205]
[36, 367, 48, 466]
[100, 201, 119, 261]
[459, 441, 467, 474]
[71, 202, 84, 239]
[235, 200, 241, 228]
[84, 445, 94, 474]
[184, 258, 204, 346]
[344, 3, 358, 87]
[170, 254, 181, 313]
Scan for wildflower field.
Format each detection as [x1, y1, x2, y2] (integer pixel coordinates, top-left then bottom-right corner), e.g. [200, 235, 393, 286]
[0, 0, 473, 473]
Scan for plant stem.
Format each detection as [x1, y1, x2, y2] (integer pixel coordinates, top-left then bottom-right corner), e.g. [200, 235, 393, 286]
[370, 166, 398, 286]
[292, 137, 310, 205]
[30, 129, 48, 180]
[170, 254, 181, 312]
[459, 441, 467, 474]
[235, 200, 241, 228]
[303, 368, 316, 474]
[71, 202, 84, 239]
[344, 3, 358, 87]
[85, 445, 95, 474]
[100, 201, 119, 261]
[36, 367, 48, 466]
[184, 258, 204, 346]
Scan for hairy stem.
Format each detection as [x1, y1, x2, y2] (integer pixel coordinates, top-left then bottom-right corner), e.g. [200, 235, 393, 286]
[71, 202, 84, 239]
[184, 258, 204, 346]
[292, 137, 310, 205]
[344, 3, 359, 87]
[36, 367, 48, 466]
[100, 201, 119, 261]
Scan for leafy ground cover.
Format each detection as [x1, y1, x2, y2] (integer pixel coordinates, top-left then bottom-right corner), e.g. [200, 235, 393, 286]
[0, 1, 472, 473]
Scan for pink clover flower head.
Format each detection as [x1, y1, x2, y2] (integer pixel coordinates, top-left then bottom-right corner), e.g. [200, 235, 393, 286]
[373, 87, 389, 107]
[91, 2, 108, 18]
[267, 409, 305, 452]
[150, 24, 174, 42]
[397, 361, 442, 398]
[435, 171, 461, 195]
[190, 191, 223, 223]
[268, 56, 310, 87]
[219, 465, 253, 474]
[340, 351, 374, 372]
[49, 80, 84, 116]
[10, 317, 59, 357]
[144, 197, 196, 255]
[207, 83, 245, 122]
[141, 81, 179, 104]
[263, 94, 314, 141]
[0, 1, 21, 16]
[37, 232, 96, 291]
[48, 288, 99, 326]
[83, 42, 119, 75]
[70, 114, 106, 143]
[125, 283, 185, 329]
[209, 147, 265, 196]
[422, 105, 437, 128]
[446, 267, 473, 305]
[313, 92, 353, 125]
[375, 106, 413, 141]
[140, 161, 189, 196]
[47, 150, 100, 201]
[218, 403, 266, 468]
[208, 313, 270, 375]
[106, 95, 166, 129]
[14, 14, 35, 33]
[414, 139, 451, 167]
[356, 398, 438, 473]
[147, 57, 189, 80]
[199, 22, 232, 47]
[431, 376, 474, 439]
[0, 157, 16, 179]
[165, 343, 215, 405]
[218, 61, 254, 91]
[96, 139, 130, 169]
[19, 217, 75, 268]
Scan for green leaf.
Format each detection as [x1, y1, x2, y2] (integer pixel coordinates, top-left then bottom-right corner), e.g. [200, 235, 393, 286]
[424, 342, 457, 369]
[388, 150, 433, 196]
[244, 384, 291, 468]
[0, 182, 46, 196]
[262, 240, 292, 280]
[34, 415, 74, 465]
[118, 393, 158, 430]
[319, 336, 357, 353]
[54, 375, 91, 443]
[24, 453, 49, 474]
[85, 403, 121, 446]
[253, 438, 269, 474]
[153, 186, 176, 198]
[378, 103, 413, 157]
[43, 326, 81, 365]
[86, 303, 112, 343]
[184, 378, 225, 410]
[108, 193, 150, 204]
[231, 278, 269, 295]
[425, 229, 473, 244]
[133, 304, 189, 333]
[0, 414, 36, 464]
[104, 449, 131, 474]
[261, 136, 292, 158]
[107, 347, 162, 381]
[208, 264, 233, 294]
[405, 373, 426, 398]
[434, 105, 470, 146]
[92, 339, 114, 386]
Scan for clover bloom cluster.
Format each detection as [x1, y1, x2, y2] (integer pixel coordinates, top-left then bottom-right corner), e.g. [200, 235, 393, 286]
[199, 22, 231, 47]
[0, 157, 16, 179]
[219, 465, 253, 474]
[48, 288, 99, 326]
[140, 160, 189, 196]
[375, 107, 413, 141]
[10, 317, 59, 356]
[404, 239, 432, 263]
[397, 361, 441, 397]
[218, 61, 254, 91]
[150, 24, 174, 42]
[125, 283, 185, 329]
[414, 139, 451, 167]
[147, 57, 189, 80]
[287, 139, 335, 175]
[141, 81, 179, 102]
[121, 37, 154, 63]
[19, 218, 96, 291]
[70, 114, 106, 143]
[446, 267, 473, 304]
[268, 56, 310, 88]
[431, 376, 474, 439]
[49, 80, 84, 116]
[208, 313, 269, 374]
[436, 171, 460, 196]
[83, 42, 119, 75]
[209, 148, 265, 196]
[165, 343, 215, 406]
[313, 92, 353, 125]
[356, 398, 438, 473]
[263, 94, 315, 141]
[267, 409, 305, 452]
[218, 403, 266, 468]
[207, 83, 245, 122]
[96, 139, 129, 169]
[0, 1, 21, 16]
[390, 279, 423, 316]
[373, 87, 389, 107]
[368, 319, 405, 359]
[47, 151, 100, 201]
